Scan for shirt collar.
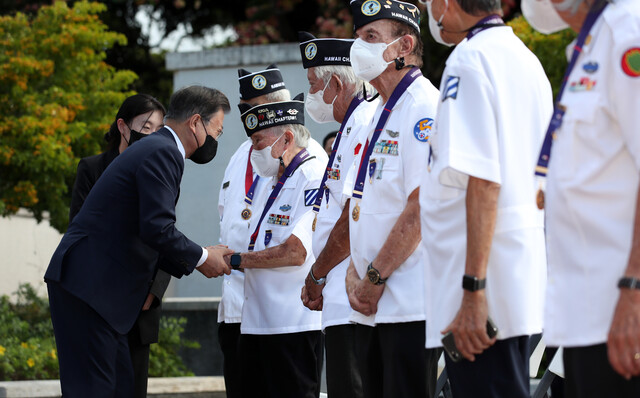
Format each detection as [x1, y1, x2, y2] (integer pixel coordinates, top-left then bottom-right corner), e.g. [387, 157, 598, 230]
[164, 126, 186, 159]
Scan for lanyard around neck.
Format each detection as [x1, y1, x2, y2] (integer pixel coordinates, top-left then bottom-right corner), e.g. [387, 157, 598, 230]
[313, 96, 364, 214]
[535, 2, 608, 179]
[248, 148, 311, 251]
[352, 68, 422, 204]
[466, 14, 504, 40]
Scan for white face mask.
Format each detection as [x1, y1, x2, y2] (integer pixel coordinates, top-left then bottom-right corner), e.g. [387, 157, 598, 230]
[305, 78, 337, 124]
[426, 0, 454, 47]
[521, 0, 569, 34]
[350, 37, 401, 82]
[250, 132, 286, 177]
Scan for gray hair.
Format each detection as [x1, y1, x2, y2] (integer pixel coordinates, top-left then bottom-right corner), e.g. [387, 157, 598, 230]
[312, 65, 374, 100]
[165, 86, 230, 123]
[258, 89, 291, 103]
[390, 20, 424, 67]
[456, 0, 501, 16]
[554, 0, 608, 14]
[264, 123, 310, 148]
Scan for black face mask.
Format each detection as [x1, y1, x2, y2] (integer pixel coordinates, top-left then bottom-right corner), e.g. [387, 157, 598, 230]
[190, 133, 218, 164]
[127, 128, 147, 146]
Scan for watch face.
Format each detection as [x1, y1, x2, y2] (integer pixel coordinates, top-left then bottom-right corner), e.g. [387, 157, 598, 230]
[230, 254, 241, 267]
[367, 268, 379, 284]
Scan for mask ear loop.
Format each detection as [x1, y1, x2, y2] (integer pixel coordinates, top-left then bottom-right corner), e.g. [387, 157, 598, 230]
[362, 83, 380, 102]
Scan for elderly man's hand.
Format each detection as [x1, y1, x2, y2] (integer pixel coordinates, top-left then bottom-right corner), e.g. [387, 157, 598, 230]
[608, 288, 640, 379]
[197, 245, 233, 278]
[301, 266, 325, 311]
[442, 291, 496, 362]
[346, 261, 384, 316]
[301, 284, 323, 311]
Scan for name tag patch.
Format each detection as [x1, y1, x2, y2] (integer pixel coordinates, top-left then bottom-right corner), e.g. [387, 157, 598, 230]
[373, 140, 398, 156]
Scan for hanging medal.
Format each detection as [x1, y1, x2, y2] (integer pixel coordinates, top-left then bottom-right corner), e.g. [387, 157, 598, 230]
[352, 201, 360, 222]
[310, 97, 365, 227]
[534, 2, 608, 209]
[351, 67, 423, 222]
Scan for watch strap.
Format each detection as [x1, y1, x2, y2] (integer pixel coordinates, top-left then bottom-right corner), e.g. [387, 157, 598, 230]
[618, 276, 640, 290]
[462, 275, 486, 292]
[309, 268, 326, 285]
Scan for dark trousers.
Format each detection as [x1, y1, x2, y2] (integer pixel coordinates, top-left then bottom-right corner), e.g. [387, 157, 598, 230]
[238, 331, 323, 398]
[445, 335, 530, 398]
[564, 343, 640, 398]
[325, 324, 363, 398]
[354, 321, 439, 398]
[218, 322, 242, 398]
[127, 322, 150, 398]
[47, 281, 134, 398]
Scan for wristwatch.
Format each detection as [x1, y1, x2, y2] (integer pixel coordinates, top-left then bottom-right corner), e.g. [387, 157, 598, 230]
[367, 263, 387, 285]
[309, 268, 326, 285]
[230, 253, 242, 270]
[618, 276, 640, 290]
[462, 275, 486, 292]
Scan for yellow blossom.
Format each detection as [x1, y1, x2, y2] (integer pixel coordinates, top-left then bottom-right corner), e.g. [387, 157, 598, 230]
[0, 345, 6, 356]
[21, 342, 29, 349]
[27, 358, 35, 367]
[49, 349, 57, 359]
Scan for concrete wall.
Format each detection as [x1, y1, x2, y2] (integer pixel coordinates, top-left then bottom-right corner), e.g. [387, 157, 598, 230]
[166, 43, 340, 298]
[0, 209, 62, 298]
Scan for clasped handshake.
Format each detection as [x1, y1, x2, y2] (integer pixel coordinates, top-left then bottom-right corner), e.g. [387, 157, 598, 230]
[195, 245, 235, 278]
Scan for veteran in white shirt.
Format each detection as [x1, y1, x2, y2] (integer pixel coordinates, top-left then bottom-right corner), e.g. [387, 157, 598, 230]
[227, 95, 325, 398]
[524, 0, 640, 395]
[216, 64, 291, 398]
[420, 0, 552, 396]
[297, 31, 378, 398]
[344, 1, 441, 397]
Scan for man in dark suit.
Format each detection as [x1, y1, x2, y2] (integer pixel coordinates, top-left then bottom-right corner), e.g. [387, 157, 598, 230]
[45, 85, 233, 397]
[69, 93, 170, 398]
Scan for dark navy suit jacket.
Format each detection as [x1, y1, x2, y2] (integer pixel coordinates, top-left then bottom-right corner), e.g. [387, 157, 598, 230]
[45, 128, 202, 335]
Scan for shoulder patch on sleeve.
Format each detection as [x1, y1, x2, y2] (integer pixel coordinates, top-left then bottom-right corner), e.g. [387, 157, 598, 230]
[442, 75, 460, 102]
[413, 118, 434, 143]
[621, 48, 640, 77]
[304, 189, 319, 206]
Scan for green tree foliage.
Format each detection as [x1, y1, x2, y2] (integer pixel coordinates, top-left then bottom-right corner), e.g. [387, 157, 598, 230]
[0, 283, 198, 381]
[509, 16, 577, 97]
[0, 1, 137, 232]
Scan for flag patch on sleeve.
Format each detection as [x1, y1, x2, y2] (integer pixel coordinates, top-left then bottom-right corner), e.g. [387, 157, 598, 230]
[442, 75, 460, 102]
[304, 189, 319, 206]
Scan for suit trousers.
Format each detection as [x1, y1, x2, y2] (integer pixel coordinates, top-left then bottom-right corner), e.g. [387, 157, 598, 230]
[564, 343, 640, 398]
[47, 281, 134, 398]
[218, 322, 242, 398]
[238, 331, 323, 398]
[354, 321, 439, 398]
[127, 321, 150, 398]
[324, 324, 363, 398]
[444, 335, 530, 398]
